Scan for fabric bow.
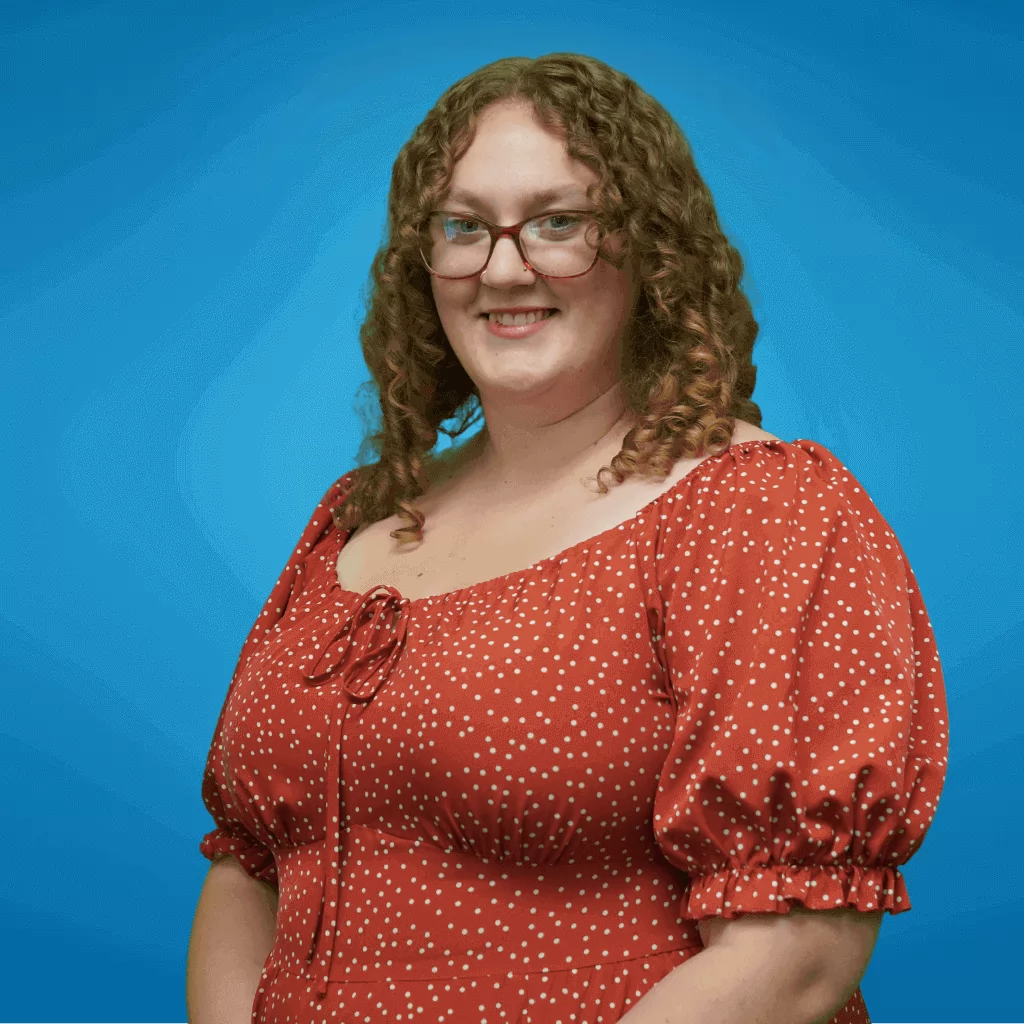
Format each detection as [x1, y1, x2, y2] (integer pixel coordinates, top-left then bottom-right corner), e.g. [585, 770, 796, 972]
[299, 584, 410, 999]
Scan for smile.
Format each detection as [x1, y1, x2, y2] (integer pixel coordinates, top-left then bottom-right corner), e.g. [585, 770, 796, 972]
[482, 310, 559, 339]
[485, 309, 558, 325]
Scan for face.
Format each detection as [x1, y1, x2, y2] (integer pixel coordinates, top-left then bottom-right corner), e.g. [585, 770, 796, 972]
[428, 100, 638, 413]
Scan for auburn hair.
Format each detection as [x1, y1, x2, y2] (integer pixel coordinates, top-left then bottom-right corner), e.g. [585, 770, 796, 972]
[331, 52, 763, 543]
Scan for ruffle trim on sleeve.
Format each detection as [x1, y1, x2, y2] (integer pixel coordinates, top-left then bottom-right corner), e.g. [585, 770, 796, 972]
[200, 826, 278, 890]
[683, 863, 910, 920]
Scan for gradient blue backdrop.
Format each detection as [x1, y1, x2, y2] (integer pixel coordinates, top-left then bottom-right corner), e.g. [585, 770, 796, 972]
[2, 1, 1021, 1021]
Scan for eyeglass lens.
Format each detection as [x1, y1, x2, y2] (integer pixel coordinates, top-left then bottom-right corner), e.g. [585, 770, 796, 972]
[424, 213, 600, 277]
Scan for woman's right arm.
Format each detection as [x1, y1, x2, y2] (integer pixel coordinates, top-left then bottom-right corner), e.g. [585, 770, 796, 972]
[186, 853, 278, 1024]
[188, 473, 352, 1020]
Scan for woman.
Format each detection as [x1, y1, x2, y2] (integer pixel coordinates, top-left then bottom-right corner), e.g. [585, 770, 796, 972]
[186, 53, 948, 1024]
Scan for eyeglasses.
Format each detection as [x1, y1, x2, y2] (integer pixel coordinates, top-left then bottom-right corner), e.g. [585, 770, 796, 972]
[420, 210, 605, 280]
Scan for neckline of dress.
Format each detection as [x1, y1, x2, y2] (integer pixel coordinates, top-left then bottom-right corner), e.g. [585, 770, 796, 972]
[328, 437, 802, 609]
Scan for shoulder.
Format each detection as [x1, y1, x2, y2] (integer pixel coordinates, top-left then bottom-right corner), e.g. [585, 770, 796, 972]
[654, 418, 783, 496]
[713, 430, 883, 542]
[653, 431, 902, 582]
[686, 424, 869, 526]
[728, 419, 782, 445]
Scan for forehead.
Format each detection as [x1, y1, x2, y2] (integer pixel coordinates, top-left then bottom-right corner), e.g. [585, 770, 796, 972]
[443, 101, 596, 213]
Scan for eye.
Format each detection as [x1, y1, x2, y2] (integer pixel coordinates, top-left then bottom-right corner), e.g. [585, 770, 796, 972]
[545, 214, 578, 231]
[526, 213, 587, 239]
[442, 216, 486, 242]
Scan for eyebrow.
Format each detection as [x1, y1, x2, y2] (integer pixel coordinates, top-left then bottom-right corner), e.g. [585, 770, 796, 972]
[442, 185, 589, 210]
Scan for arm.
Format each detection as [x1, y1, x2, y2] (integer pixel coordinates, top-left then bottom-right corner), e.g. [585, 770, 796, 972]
[188, 476, 352, 1019]
[618, 907, 882, 1024]
[185, 854, 279, 1024]
[638, 443, 948, 1023]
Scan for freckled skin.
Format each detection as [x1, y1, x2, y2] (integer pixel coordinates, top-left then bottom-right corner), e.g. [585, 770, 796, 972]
[199, 439, 947, 1022]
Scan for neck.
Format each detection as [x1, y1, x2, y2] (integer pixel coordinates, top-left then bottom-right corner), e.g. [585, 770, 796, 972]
[467, 381, 634, 496]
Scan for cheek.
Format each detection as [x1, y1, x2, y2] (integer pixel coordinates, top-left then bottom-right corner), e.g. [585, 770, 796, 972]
[429, 280, 449, 316]
[564, 268, 633, 322]
[432, 281, 475, 321]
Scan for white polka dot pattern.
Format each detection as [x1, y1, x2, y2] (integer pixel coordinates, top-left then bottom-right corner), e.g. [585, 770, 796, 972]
[643, 441, 948, 923]
[199, 439, 946, 1023]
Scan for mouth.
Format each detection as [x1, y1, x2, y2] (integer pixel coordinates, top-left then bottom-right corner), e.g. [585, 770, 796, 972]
[480, 308, 560, 339]
[480, 309, 559, 326]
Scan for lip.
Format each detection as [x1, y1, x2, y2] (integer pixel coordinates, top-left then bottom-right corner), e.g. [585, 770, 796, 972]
[483, 306, 556, 314]
[482, 309, 559, 339]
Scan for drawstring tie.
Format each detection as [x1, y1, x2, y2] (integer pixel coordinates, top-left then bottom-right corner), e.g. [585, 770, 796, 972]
[299, 584, 410, 1000]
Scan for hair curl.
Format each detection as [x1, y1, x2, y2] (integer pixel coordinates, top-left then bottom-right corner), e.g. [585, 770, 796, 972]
[331, 52, 762, 543]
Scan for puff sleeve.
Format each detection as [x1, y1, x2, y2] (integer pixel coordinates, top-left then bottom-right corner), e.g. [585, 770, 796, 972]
[198, 470, 359, 888]
[648, 440, 948, 919]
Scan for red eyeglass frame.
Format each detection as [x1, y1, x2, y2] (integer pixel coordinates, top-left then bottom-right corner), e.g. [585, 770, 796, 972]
[419, 209, 615, 280]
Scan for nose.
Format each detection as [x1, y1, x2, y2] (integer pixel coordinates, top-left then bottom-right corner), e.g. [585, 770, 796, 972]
[480, 234, 536, 288]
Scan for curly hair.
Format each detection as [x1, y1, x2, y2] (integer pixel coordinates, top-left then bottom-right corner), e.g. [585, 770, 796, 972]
[331, 52, 763, 543]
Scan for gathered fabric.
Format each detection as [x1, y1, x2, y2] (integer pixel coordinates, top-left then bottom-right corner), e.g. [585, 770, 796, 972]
[298, 583, 410, 998]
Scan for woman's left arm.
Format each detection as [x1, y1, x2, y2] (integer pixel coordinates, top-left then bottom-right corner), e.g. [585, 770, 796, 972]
[619, 908, 882, 1024]
[637, 442, 950, 1024]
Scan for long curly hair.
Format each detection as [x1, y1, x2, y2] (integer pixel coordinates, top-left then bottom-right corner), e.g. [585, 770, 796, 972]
[331, 52, 763, 543]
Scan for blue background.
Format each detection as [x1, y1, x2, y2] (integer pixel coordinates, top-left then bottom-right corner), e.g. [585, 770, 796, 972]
[2, 1, 1021, 1021]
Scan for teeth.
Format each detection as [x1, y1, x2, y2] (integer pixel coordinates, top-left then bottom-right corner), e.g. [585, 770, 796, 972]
[488, 309, 555, 326]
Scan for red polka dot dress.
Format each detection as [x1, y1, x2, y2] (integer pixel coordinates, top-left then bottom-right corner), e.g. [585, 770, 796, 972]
[199, 438, 948, 1024]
